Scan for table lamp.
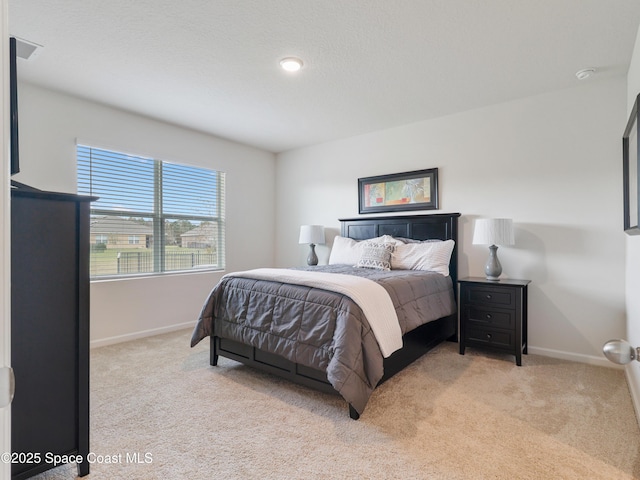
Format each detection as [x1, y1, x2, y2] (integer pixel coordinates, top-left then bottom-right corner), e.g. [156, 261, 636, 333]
[299, 225, 325, 266]
[472, 218, 514, 281]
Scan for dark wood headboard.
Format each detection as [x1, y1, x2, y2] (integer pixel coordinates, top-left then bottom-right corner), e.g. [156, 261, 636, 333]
[339, 213, 461, 286]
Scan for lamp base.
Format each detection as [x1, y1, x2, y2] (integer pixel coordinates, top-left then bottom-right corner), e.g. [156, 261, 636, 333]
[484, 245, 502, 281]
[307, 244, 318, 266]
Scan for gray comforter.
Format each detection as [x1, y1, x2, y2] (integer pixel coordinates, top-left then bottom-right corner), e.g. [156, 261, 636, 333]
[190, 265, 456, 415]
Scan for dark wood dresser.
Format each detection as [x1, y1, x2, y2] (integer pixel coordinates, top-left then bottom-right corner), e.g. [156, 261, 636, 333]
[458, 277, 530, 366]
[11, 185, 94, 479]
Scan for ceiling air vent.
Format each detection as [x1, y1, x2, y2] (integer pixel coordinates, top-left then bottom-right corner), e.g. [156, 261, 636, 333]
[13, 37, 42, 60]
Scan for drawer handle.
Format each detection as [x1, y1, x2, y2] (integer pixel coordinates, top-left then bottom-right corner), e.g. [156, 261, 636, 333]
[485, 294, 492, 300]
[486, 333, 492, 340]
[486, 314, 492, 320]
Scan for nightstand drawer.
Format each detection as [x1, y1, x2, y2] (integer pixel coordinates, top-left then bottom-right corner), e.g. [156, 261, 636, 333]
[463, 306, 514, 329]
[462, 285, 515, 308]
[465, 326, 514, 349]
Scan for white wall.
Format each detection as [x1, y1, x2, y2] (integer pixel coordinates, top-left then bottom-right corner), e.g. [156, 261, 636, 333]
[277, 77, 627, 366]
[14, 83, 276, 346]
[1, 1, 12, 477]
[626, 24, 640, 419]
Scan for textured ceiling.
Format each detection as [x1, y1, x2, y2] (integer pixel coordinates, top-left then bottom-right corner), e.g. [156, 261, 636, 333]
[9, 0, 640, 153]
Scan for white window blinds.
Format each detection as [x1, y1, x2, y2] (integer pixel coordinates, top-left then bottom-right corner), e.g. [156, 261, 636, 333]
[77, 145, 225, 278]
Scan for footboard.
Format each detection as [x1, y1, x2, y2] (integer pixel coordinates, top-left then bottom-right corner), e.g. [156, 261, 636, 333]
[210, 314, 456, 419]
[210, 335, 336, 394]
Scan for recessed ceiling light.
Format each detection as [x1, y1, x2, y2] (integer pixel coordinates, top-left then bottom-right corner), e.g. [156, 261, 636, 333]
[575, 68, 596, 80]
[280, 57, 303, 72]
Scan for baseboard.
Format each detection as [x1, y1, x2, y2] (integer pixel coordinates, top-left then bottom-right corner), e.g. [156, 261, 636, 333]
[528, 346, 623, 369]
[90, 321, 196, 349]
[625, 368, 640, 429]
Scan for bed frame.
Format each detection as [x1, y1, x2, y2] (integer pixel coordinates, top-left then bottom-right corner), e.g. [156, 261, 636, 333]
[210, 213, 461, 419]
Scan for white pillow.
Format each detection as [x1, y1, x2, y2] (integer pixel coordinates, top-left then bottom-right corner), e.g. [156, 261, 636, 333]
[391, 239, 455, 276]
[328, 236, 365, 265]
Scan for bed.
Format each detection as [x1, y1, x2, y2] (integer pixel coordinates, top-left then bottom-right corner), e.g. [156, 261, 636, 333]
[191, 213, 461, 419]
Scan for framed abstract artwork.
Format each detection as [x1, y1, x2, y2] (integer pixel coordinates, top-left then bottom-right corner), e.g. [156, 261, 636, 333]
[358, 168, 439, 214]
[624, 93, 640, 235]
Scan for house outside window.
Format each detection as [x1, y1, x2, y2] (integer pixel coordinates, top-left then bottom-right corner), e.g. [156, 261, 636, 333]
[77, 145, 225, 278]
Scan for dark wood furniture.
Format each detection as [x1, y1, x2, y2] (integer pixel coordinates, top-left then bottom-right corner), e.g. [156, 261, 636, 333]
[11, 185, 94, 479]
[211, 213, 460, 419]
[458, 277, 530, 366]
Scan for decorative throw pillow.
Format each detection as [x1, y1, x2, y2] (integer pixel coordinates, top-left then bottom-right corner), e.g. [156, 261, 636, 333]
[391, 239, 455, 276]
[356, 241, 395, 271]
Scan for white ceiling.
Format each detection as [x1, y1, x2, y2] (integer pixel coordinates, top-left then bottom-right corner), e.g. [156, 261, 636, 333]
[9, 0, 640, 153]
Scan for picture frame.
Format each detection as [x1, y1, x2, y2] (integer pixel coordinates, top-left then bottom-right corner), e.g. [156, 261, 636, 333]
[358, 168, 439, 214]
[623, 93, 640, 235]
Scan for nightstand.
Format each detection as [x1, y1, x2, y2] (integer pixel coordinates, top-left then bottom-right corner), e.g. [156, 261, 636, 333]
[458, 277, 530, 366]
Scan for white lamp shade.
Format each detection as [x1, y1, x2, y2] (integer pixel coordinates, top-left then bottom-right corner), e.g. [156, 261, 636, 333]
[472, 218, 514, 246]
[299, 225, 325, 245]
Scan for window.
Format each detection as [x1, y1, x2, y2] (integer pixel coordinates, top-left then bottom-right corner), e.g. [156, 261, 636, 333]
[77, 145, 225, 278]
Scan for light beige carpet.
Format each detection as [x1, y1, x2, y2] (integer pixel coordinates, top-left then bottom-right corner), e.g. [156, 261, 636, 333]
[31, 328, 639, 480]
